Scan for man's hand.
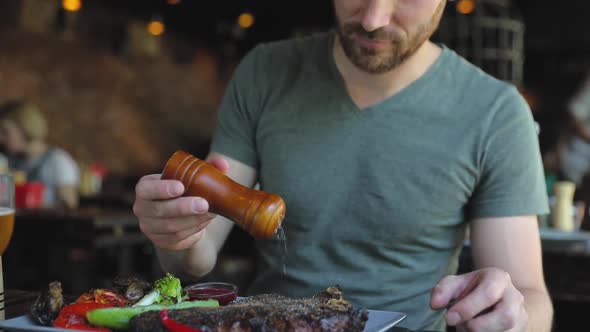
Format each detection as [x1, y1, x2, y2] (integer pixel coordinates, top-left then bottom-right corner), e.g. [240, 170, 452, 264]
[430, 268, 528, 332]
[133, 157, 229, 251]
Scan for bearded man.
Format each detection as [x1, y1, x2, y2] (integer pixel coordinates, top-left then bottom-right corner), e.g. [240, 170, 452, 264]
[133, 1, 553, 331]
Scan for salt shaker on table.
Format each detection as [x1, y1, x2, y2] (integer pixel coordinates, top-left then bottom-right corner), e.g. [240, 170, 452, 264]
[552, 181, 576, 231]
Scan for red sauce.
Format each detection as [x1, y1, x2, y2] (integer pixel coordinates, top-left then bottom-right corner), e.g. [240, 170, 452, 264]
[187, 285, 237, 305]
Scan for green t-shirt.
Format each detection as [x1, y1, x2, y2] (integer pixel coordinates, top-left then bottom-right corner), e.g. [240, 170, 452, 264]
[210, 32, 549, 330]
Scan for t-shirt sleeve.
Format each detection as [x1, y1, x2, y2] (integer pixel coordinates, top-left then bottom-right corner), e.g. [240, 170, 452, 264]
[209, 45, 265, 169]
[51, 150, 80, 186]
[467, 86, 549, 219]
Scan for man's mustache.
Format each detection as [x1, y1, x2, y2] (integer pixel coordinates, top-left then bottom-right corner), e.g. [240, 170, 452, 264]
[341, 23, 399, 42]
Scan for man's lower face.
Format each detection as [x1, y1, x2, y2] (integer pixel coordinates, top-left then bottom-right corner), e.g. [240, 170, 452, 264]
[335, 1, 446, 74]
[337, 22, 412, 74]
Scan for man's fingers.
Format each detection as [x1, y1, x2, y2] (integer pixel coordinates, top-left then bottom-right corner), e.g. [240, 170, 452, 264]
[208, 157, 230, 173]
[140, 174, 162, 181]
[462, 287, 526, 332]
[446, 270, 510, 326]
[135, 176, 185, 200]
[151, 227, 209, 251]
[154, 224, 211, 243]
[134, 157, 228, 202]
[134, 196, 209, 219]
[139, 214, 211, 235]
[430, 272, 477, 310]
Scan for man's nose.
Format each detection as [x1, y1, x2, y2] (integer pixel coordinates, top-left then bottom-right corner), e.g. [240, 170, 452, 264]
[361, 0, 393, 32]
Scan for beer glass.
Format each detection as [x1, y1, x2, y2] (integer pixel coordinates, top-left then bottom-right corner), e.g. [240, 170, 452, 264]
[0, 174, 15, 320]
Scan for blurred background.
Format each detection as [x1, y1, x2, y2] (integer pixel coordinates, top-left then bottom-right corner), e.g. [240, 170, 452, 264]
[1, 0, 590, 331]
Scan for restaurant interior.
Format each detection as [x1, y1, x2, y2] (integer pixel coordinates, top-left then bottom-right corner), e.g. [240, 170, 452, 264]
[0, 0, 589, 331]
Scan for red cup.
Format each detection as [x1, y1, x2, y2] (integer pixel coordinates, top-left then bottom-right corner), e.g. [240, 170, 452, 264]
[15, 182, 45, 208]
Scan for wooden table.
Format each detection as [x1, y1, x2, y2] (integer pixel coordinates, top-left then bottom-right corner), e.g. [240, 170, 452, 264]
[4, 289, 38, 320]
[538, 228, 590, 255]
[2, 207, 160, 295]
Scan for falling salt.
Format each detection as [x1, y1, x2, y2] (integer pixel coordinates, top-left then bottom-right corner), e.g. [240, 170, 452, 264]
[275, 225, 288, 276]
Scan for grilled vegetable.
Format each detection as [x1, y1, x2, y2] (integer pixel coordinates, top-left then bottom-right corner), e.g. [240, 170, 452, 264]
[53, 302, 113, 331]
[133, 273, 183, 307]
[112, 276, 151, 302]
[76, 289, 128, 307]
[86, 299, 218, 330]
[30, 281, 65, 326]
[160, 309, 205, 332]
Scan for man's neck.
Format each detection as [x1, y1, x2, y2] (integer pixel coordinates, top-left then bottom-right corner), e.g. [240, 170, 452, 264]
[332, 35, 442, 109]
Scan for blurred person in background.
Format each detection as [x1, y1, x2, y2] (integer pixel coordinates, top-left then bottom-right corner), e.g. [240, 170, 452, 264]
[0, 100, 80, 209]
[559, 73, 590, 186]
[0, 130, 9, 173]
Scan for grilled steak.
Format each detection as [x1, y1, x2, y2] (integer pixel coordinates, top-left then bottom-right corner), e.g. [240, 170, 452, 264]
[129, 286, 369, 332]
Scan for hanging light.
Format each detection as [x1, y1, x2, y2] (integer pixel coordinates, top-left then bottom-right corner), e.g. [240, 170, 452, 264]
[237, 12, 255, 29]
[147, 19, 165, 36]
[62, 0, 82, 12]
[456, 0, 476, 15]
[166, 0, 181, 5]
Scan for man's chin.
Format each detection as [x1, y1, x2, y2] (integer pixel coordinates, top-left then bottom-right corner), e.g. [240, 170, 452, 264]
[350, 57, 397, 74]
[354, 63, 394, 74]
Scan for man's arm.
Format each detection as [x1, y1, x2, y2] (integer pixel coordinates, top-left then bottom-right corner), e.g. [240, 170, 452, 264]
[149, 151, 257, 279]
[431, 216, 553, 332]
[469, 216, 553, 332]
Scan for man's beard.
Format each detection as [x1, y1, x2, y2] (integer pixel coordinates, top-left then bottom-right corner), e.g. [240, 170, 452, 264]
[335, 1, 445, 74]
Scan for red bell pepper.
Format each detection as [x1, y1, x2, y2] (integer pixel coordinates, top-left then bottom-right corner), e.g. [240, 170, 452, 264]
[54, 303, 113, 331]
[160, 309, 205, 332]
[76, 289, 128, 307]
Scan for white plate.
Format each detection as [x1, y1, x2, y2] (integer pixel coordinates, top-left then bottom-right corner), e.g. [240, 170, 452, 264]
[0, 310, 406, 332]
[0, 315, 80, 332]
[364, 310, 407, 332]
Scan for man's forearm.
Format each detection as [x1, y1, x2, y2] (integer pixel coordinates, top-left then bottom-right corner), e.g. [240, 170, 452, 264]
[156, 229, 219, 279]
[521, 287, 553, 332]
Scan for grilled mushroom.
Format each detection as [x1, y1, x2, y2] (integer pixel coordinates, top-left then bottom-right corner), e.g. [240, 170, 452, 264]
[112, 276, 151, 303]
[30, 281, 64, 326]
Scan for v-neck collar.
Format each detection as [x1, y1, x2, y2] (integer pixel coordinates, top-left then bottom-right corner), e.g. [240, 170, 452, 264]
[325, 31, 451, 115]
